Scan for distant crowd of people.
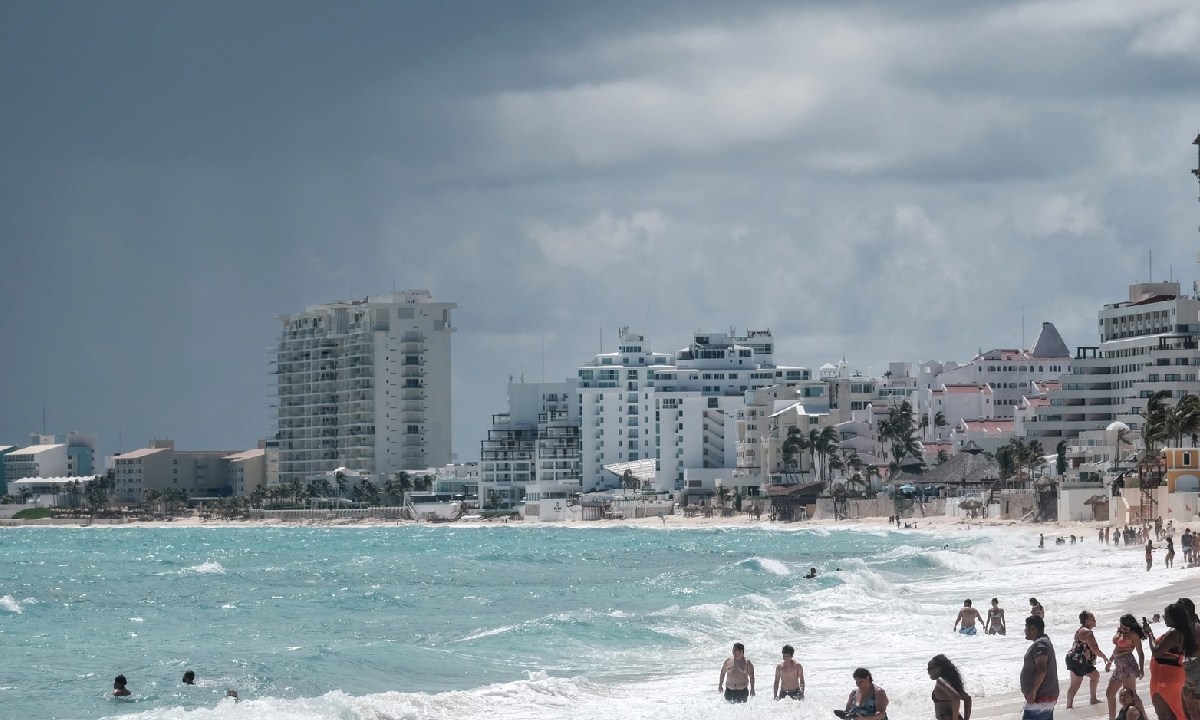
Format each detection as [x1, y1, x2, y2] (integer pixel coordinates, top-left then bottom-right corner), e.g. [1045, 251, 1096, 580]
[718, 594, 1200, 720]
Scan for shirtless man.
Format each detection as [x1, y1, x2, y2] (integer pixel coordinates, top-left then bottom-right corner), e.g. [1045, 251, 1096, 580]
[718, 642, 755, 703]
[774, 644, 805, 700]
[954, 599, 984, 635]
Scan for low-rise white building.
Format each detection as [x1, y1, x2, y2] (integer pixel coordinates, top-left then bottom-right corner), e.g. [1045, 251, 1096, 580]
[5, 444, 69, 483]
[225, 449, 266, 497]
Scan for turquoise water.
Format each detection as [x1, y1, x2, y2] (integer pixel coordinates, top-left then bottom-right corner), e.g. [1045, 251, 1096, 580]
[0, 524, 1175, 719]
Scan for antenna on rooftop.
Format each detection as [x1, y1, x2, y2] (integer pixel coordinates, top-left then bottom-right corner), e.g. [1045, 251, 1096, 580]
[1021, 308, 1025, 350]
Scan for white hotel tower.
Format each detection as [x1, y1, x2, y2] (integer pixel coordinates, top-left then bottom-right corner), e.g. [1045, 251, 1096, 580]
[578, 328, 808, 493]
[272, 291, 455, 486]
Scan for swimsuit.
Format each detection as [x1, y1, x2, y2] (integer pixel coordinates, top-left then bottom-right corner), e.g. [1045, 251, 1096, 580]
[849, 687, 888, 719]
[960, 626, 977, 636]
[778, 688, 803, 700]
[1066, 633, 1097, 677]
[1150, 651, 1186, 720]
[988, 608, 1004, 634]
[724, 687, 749, 703]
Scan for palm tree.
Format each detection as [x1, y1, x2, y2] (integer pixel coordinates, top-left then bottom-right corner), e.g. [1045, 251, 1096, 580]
[919, 414, 930, 441]
[817, 426, 839, 483]
[936, 449, 950, 465]
[621, 469, 640, 491]
[1141, 389, 1172, 458]
[1167, 392, 1200, 448]
[1055, 440, 1068, 475]
[781, 426, 806, 480]
[334, 471, 348, 502]
[66, 479, 82, 510]
[933, 411, 947, 439]
[143, 488, 162, 513]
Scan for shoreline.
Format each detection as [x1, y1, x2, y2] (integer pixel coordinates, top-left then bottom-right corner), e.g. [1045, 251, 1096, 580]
[0, 511, 1150, 535]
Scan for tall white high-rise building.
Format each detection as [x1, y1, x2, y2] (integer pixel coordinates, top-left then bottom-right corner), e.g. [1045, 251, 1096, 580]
[272, 290, 455, 486]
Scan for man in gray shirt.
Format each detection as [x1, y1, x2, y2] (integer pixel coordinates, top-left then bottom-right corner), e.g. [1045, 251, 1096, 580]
[1021, 615, 1059, 720]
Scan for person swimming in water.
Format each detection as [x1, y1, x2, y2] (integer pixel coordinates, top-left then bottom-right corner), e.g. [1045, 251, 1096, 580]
[182, 670, 195, 685]
[112, 675, 130, 697]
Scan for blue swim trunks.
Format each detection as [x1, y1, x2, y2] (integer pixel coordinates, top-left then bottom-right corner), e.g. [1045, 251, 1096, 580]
[1022, 700, 1055, 720]
[959, 626, 977, 636]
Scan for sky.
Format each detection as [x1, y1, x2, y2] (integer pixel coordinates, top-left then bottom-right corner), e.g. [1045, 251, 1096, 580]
[2, 0, 1200, 465]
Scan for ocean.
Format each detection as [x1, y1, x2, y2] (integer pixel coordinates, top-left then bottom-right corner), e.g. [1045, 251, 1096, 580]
[0, 523, 1182, 720]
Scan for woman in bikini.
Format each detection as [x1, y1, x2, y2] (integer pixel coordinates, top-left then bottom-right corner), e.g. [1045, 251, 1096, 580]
[1106, 614, 1147, 720]
[986, 598, 1006, 636]
[1147, 602, 1198, 720]
[845, 667, 889, 720]
[928, 654, 971, 720]
[1066, 610, 1109, 709]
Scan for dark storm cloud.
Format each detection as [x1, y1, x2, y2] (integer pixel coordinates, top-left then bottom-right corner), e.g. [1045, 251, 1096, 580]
[2, 0, 1199, 462]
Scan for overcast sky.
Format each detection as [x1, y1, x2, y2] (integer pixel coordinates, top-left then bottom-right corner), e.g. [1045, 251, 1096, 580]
[2, 0, 1200, 464]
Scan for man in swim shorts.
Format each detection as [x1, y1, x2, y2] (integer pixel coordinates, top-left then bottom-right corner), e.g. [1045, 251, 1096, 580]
[1022, 615, 1059, 720]
[718, 642, 755, 702]
[774, 644, 805, 700]
[954, 599, 984, 635]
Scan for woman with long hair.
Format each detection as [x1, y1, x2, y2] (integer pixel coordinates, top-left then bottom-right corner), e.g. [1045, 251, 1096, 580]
[1066, 610, 1109, 708]
[1106, 614, 1147, 720]
[1147, 602, 1198, 720]
[928, 654, 972, 720]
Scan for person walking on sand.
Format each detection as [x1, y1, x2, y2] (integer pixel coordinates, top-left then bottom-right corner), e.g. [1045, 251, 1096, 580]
[986, 598, 1007, 635]
[1106, 614, 1147, 720]
[1165, 537, 1175, 569]
[1147, 540, 1155, 572]
[1030, 598, 1046, 620]
[1066, 611, 1109, 709]
[1022, 615, 1059, 720]
[929, 654, 972, 720]
[955, 599, 984, 635]
[718, 642, 755, 703]
[774, 644, 805, 700]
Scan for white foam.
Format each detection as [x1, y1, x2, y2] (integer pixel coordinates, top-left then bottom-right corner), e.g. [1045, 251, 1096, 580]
[738, 556, 791, 575]
[0, 595, 22, 614]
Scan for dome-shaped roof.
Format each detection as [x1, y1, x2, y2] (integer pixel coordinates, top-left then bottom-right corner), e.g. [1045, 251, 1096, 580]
[1106, 421, 1129, 432]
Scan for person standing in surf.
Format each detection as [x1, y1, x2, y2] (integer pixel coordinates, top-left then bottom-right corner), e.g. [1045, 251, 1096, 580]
[955, 599, 984, 635]
[774, 644, 805, 700]
[929, 654, 972, 720]
[718, 642, 755, 702]
[986, 598, 1007, 635]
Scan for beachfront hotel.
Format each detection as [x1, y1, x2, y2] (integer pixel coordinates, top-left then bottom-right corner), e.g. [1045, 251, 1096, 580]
[478, 379, 580, 509]
[271, 291, 456, 487]
[577, 328, 810, 494]
[1027, 281, 1200, 444]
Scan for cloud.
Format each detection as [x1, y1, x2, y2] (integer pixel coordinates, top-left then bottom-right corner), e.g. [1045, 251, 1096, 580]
[1019, 193, 1104, 237]
[526, 210, 668, 271]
